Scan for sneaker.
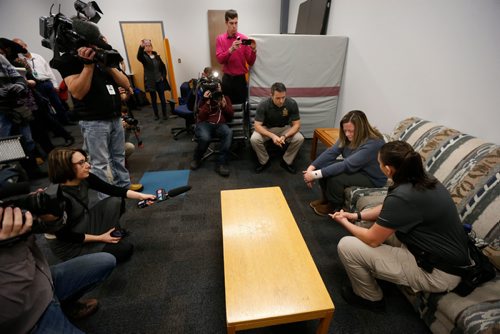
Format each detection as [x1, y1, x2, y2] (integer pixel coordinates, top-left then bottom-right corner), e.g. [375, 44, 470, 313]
[309, 199, 328, 209]
[190, 159, 201, 170]
[341, 285, 385, 312]
[62, 298, 99, 320]
[255, 160, 271, 173]
[280, 159, 297, 174]
[154, 115, 160, 121]
[215, 164, 230, 177]
[129, 183, 144, 192]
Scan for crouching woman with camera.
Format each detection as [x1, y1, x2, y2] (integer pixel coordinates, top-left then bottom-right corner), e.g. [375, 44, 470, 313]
[46, 148, 155, 263]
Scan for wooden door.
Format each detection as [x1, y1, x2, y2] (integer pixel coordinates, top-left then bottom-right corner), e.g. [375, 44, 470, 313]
[120, 21, 177, 102]
[207, 10, 226, 74]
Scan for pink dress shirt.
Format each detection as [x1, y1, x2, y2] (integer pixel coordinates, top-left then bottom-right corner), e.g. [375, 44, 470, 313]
[216, 32, 256, 76]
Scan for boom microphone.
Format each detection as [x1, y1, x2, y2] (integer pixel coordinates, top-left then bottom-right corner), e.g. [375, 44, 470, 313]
[72, 19, 111, 50]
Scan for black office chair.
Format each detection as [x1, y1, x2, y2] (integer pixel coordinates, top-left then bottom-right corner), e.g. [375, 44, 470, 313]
[246, 102, 259, 139]
[170, 80, 196, 140]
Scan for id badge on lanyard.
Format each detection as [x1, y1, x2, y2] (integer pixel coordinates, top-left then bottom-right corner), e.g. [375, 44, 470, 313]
[106, 84, 116, 95]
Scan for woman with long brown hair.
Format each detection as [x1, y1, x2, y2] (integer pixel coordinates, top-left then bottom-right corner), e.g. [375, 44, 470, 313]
[303, 110, 387, 215]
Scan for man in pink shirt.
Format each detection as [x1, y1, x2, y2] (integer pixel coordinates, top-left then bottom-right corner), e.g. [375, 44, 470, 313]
[216, 9, 257, 104]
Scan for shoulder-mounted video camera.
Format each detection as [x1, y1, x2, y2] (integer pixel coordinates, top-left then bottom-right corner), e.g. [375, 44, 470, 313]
[39, 1, 122, 68]
[199, 75, 222, 101]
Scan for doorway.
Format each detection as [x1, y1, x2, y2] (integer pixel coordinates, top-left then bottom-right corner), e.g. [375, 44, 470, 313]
[120, 21, 177, 102]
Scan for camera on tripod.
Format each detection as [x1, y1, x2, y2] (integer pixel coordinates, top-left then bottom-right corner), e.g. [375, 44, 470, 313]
[39, 1, 122, 68]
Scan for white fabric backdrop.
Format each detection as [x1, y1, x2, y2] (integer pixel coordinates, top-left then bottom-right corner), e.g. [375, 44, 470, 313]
[248, 34, 348, 138]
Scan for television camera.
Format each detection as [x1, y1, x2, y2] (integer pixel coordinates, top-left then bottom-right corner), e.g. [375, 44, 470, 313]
[39, 1, 122, 68]
[199, 74, 223, 101]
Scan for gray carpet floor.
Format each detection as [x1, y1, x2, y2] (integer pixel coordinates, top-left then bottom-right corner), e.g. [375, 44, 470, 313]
[33, 104, 430, 334]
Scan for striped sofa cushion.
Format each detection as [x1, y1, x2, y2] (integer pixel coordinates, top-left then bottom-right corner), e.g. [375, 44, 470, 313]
[391, 117, 500, 241]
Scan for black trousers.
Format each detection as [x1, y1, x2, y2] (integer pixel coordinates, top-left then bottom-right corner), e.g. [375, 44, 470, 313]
[319, 172, 375, 209]
[221, 74, 247, 104]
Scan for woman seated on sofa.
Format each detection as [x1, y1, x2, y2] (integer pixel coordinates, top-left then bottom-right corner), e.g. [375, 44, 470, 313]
[303, 110, 387, 216]
[331, 141, 470, 311]
[47, 148, 156, 263]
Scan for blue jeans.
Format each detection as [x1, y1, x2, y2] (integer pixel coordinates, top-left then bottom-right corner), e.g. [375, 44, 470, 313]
[80, 118, 131, 195]
[194, 122, 232, 165]
[34, 252, 116, 334]
[36, 80, 69, 123]
[0, 111, 36, 154]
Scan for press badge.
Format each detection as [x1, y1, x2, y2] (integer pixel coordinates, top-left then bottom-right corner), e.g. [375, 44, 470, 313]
[106, 85, 116, 95]
[282, 108, 288, 117]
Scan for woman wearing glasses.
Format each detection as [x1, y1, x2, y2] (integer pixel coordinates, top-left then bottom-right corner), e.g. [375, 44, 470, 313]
[46, 148, 155, 263]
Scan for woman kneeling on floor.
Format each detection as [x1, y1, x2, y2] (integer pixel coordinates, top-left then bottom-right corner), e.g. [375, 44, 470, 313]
[46, 148, 155, 263]
[331, 141, 470, 311]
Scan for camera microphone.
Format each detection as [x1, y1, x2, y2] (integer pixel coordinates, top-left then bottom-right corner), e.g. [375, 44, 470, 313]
[167, 185, 192, 198]
[137, 185, 192, 208]
[72, 18, 112, 50]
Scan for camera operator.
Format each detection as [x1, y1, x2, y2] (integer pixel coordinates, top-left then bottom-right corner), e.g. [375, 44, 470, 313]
[0, 205, 116, 334]
[190, 79, 233, 177]
[52, 41, 143, 196]
[119, 87, 141, 165]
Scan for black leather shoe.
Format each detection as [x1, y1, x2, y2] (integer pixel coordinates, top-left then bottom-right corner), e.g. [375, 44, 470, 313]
[255, 160, 271, 173]
[341, 285, 385, 312]
[280, 159, 297, 174]
[190, 159, 201, 170]
[62, 298, 99, 320]
[215, 164, 230, 177]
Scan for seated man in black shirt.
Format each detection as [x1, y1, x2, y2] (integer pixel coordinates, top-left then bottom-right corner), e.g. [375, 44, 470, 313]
[250, 82, 304, 174]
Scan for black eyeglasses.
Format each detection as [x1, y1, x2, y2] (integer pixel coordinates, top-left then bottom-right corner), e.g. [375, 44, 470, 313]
[72, 159, 90, 166]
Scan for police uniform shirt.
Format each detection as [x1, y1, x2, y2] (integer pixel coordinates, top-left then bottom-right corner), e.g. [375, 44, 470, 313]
[255, 97, 300, 128]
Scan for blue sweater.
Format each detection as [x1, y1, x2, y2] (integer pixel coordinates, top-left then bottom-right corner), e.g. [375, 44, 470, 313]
[312, 138, 387, 187]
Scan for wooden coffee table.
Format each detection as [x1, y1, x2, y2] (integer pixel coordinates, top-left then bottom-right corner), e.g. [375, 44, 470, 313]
[310, 128, 340, 160]
[221, 187, 334, 334]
